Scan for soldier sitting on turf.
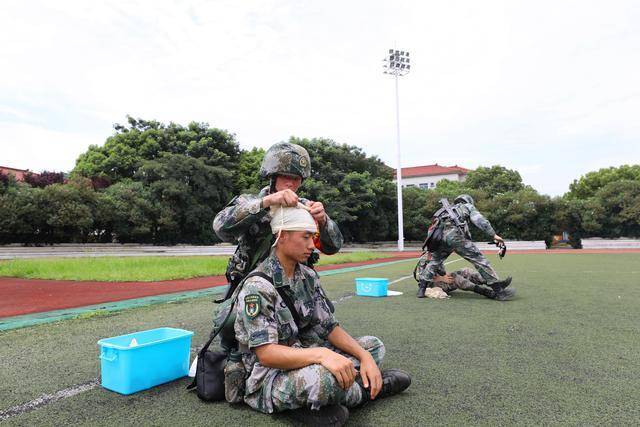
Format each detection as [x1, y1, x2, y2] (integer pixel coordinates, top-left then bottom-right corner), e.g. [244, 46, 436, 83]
[219, 203, 411, 426]
[213, 142, 343, 302]
[424, 264, 515, 301]
[415, 194, 513, 299]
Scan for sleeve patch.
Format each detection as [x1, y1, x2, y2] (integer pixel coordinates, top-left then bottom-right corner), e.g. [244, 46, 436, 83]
[244, 294, 262, 318]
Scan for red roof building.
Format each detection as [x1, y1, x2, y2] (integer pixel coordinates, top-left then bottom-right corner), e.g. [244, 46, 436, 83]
[0, 166, 34, 182]
[393, 164, 471, 189]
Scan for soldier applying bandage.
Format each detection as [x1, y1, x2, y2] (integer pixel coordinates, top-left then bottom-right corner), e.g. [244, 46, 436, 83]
[213, 142, 343, 301]
[415, 194, 514, 300]
[216, 204, 411, 426]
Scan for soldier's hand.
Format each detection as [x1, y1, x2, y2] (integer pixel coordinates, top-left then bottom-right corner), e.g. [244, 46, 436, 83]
[319, 349, 357, 390]
[263, 189, 299, 208]
[435, 273, 454, 285]
[306, 201, 327, 227]
[493, 234, 504, 244]
[359, 354, 382, 399]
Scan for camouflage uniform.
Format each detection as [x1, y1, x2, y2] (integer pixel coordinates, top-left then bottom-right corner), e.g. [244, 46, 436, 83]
[221, 250, 385, 414]
[213, 142, 343, 294]
[433, 267, 486, 293]
[416, 201, 499, 286]
[213, 188, 343, 287]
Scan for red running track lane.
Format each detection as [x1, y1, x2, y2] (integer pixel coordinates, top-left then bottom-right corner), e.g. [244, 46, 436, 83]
[0, 254, 417, 318]
[2, 249, 639, 318]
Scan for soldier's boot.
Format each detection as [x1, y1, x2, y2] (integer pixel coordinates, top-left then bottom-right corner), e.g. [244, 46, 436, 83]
[488, 276, 512, 292]
[416, 282, 428, 298]
[355, 368, 412, 405]
[290, 404, 349, 427]
[377, 369, 412, 399]
[473, 285, 516, 301]
[494, 287, 516, 301]
[473, 284, 497, 299]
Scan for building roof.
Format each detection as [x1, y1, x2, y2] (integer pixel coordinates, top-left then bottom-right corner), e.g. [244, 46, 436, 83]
[0, 166, 30, 173]
[394, 164, 471, 178]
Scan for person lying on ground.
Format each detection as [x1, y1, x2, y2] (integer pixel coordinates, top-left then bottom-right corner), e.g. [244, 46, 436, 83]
[428, 266, 515, 301]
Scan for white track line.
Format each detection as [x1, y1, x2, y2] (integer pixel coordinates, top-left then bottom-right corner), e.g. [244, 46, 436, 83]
[0, 379, 99, 421]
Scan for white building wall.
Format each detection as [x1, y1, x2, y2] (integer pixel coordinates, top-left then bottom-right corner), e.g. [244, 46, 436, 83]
[398, 173, 464, 189]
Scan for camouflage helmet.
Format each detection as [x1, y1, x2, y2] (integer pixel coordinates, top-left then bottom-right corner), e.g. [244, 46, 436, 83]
[259, 142, 311, 179]
[454, 194, 475, 205]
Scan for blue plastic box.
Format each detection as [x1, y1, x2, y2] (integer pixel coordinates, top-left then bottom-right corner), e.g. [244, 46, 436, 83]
[355, 277, 389, 297]
[97, 327, 194, 395]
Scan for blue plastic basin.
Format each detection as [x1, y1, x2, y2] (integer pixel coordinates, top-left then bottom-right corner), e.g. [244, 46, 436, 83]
[97, 327, 193, 395]
[355, 277, 389, 297]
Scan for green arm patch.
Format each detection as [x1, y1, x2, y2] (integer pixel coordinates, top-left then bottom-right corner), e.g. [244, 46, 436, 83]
[244, 294, 262, 319]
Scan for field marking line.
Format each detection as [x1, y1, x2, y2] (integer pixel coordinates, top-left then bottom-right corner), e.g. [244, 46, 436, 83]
[0, 379, 99, 421]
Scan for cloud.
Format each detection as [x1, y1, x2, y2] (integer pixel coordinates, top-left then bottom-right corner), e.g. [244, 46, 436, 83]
[0, 0, 639, 196]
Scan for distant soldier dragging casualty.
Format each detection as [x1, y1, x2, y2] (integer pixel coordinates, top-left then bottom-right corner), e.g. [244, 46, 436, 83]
[415, 194, 514, 300]
[213, 142, 343, 301]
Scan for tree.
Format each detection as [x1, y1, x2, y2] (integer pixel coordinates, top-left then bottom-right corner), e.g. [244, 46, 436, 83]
[24, 171, 65, 188]
[73, 116, 240, 183]
[0, 183, 45, 244]
[292, 137, 396, 242]
[567, 164, 640, 199]
[235, 147, 265, 193]
[36, 178, 97, 243]
[591, 180, 640, 237]
[135, 153, 234, 244]
[464, 165, 525, 195]
[96, 180, 156, 243]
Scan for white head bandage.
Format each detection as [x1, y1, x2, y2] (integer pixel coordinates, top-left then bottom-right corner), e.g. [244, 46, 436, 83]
[270, 203, 318, 246]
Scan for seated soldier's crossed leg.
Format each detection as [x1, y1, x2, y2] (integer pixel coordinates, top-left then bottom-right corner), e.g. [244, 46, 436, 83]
[270, 336, 385, 411]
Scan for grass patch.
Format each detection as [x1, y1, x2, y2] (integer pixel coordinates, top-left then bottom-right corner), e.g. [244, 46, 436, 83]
[0, 251, 395, 282]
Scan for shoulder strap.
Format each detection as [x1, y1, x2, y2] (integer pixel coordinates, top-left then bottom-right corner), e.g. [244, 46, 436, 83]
[198, 270, 268, 356]
[248, 271, 303, 328]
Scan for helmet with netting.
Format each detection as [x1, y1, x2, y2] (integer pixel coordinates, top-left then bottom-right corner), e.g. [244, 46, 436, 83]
[259, 142, 311, 179]
[454, 194, 475, 205]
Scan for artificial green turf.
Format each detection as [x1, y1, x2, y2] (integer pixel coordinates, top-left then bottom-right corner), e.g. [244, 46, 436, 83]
[1, 253, 639, 425]
[0, 251, 392, 282]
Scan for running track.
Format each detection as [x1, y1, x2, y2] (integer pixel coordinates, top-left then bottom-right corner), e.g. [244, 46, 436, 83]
[2, 249, 638, 318]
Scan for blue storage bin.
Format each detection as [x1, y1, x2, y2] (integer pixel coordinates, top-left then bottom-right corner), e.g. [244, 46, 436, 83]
[356, 277, 389, 297]
[97, 327, 194, 395]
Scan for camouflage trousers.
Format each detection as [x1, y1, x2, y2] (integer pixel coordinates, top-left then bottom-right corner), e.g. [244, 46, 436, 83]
[416, 227, 499, 285]
[245, 336, 385, 413]
[435, 267, 485, 293]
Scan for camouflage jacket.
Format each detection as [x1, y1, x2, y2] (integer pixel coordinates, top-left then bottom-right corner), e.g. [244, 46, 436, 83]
[441, 202, 496, 238]
[229, 250, 338, 402]
[213, 186, 343, 285]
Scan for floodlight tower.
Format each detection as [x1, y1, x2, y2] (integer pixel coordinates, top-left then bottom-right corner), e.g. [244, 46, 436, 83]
[383, 48, 411, 252]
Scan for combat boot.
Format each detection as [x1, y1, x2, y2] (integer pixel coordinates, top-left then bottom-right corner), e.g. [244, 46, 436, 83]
[489, 276, 512, 292]
[494, 287, 516, 301]
[472, 284, 496, 299]
[416, 282, 428, 298]
[376, 369, 412, 399]
[290, 404, 349, 427]
[356, 368, 411, 405]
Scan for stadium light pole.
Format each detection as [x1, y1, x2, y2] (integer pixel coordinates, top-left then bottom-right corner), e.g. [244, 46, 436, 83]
[383, 48, 411, 252]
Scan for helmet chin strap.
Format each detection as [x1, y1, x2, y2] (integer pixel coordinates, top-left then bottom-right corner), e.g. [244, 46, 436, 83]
[269, 175, 277, 193]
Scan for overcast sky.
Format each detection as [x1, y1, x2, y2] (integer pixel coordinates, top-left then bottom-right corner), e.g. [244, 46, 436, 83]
[1, 0, 639, 196]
